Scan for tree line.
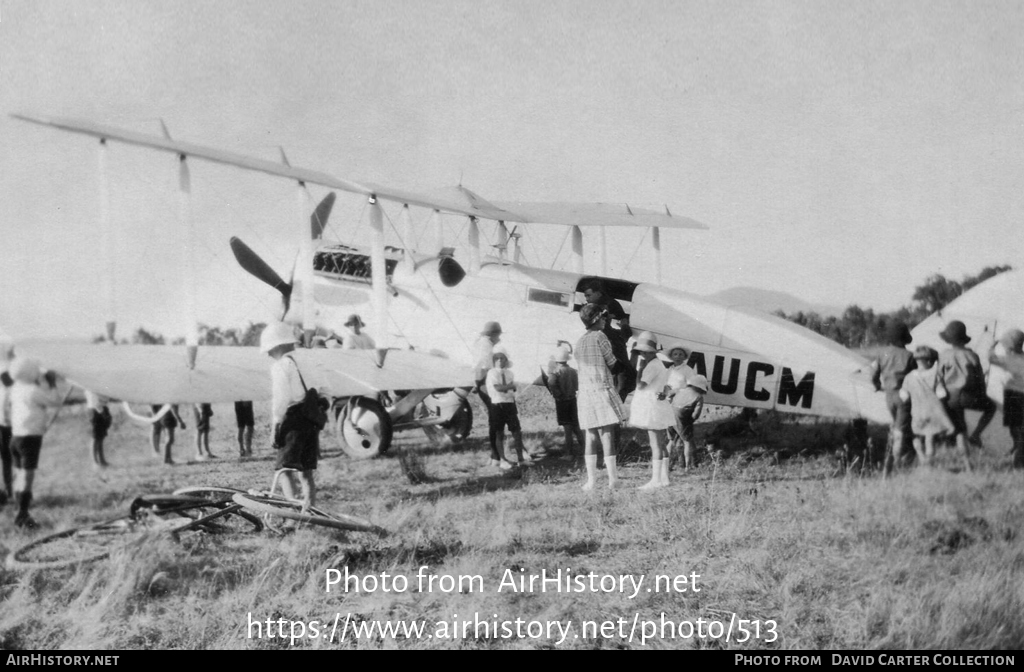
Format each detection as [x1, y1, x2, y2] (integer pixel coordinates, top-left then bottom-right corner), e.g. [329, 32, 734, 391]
[773, 265, 1012, 349]
[98, 322, 267, 347]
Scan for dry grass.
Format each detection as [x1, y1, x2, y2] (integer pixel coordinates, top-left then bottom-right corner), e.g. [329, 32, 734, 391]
[1, 391, 1022, 650]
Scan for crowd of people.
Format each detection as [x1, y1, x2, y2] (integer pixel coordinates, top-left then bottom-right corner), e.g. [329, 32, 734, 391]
[870, 319, 1023, 471]
[3, 300, 1023, 528]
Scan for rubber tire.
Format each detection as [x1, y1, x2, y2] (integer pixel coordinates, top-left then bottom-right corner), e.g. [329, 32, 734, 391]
[335, 396, 394, 459]
[7, 516, 138, 570]
[231, 493, 381, 533]
[172, 486, 247, 503]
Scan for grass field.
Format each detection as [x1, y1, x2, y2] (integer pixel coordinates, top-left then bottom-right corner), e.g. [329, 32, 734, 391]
[1, 389, 1022, 650]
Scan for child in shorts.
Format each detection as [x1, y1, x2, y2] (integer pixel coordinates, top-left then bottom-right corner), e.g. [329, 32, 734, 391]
[9, 357, 61, 528]
[0, 338, 14, 505]
[193, 403, 215, 461]
[85, 390, 112, 468]
[546, 345, 584, 457]
[937, 320, 996, 471]
[987, 328, 1024, 469]
[899, 346, 954, 466]
[234, 400, 255, 458]
[485, 345, 529, 469]
[669, 372, 708, 472]
[150, 404, 185, 465]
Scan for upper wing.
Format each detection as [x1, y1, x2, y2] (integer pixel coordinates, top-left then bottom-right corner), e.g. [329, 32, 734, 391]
[491, 202, 707, 229]
[15, 341, 474, 404]
[13, 113, 704, 229]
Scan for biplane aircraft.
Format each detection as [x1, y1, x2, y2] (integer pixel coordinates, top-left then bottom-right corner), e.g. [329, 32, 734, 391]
[11, 113, 890, 458]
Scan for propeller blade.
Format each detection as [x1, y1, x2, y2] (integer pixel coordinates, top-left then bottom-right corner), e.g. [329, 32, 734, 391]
[311, 192, 336, 240]
[230, 237, 292, 314]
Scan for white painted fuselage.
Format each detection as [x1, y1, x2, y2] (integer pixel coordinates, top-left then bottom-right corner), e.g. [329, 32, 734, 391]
[289, 247, 890, 424]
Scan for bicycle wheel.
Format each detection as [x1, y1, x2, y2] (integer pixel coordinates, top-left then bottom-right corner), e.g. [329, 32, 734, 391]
[231, 493, 381, 533]
[8, 517, 139, 570]
[132, 494, 263, 533]
[172, 486, 246, 503]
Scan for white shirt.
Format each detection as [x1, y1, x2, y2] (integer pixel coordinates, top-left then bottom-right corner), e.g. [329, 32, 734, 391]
[270, 355, 307, 424]
[343, 332, 376, 350]
[485, 367, 516, 404]
[473, 336, 495, 381]
[667, 364, 699, 409]
[11, 382, 60, 437]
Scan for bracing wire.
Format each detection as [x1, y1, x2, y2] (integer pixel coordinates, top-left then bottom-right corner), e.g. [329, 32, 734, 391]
[549, 227, 572, 270]
[623, 227, 650, 276]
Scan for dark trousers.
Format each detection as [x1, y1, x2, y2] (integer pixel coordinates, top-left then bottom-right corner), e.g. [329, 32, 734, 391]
[0, 426, 11, 493]
[477, 384, 499, 459]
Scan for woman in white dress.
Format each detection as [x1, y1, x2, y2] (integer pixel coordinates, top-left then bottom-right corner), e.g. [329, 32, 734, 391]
[629, 331, 675, 489]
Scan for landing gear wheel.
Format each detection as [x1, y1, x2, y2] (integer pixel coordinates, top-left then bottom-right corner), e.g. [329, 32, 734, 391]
[231, 493, 382, 533]
[334, 397, 393, 459]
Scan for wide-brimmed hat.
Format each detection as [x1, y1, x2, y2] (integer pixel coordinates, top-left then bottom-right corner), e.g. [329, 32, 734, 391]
[9, 356, 40, 383]
[632, 331, 660, 353]
[553, 345, 571, 363]
[885, 321, 913, 347]
[491, 344, 511, 366]
[579, 304, 606, 328]
[939, 320, 971, 345]
[913, 345, 938, 362]
[663, 342, 690, 358]
[481, 321, 503, 336]
[1001, 328, 1024, 352]
[344, 314, 365, 328]
[688, 374, 709, 392]
[259, 322, 297, 354]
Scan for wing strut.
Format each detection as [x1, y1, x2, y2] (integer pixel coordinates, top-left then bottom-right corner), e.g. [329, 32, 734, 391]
[97, 139, 116, 342]
[178, 153, 199, 368]
[430, 209, 443, 253]
[571, 225, 584, 274]
[496, 221, 508, 261]
[468, 216, 481, 273]
[296, 183, 316, 345]
[400, 204, 415, 274]
[651, 226, 662, 285]
[369, 196, 388, 347]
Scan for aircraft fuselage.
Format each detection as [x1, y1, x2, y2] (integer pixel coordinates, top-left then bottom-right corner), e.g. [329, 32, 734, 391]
[290, 246, 889, 424]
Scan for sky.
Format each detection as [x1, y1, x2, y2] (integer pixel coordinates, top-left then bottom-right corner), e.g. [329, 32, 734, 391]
[2, 0, 1023, 339]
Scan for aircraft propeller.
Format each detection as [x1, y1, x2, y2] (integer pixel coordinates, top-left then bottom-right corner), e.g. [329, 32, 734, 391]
[311, 192, 336, 240]
[230, 237, 293, 316]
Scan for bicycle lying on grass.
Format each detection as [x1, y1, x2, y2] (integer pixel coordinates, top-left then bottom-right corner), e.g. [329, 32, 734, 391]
[6, 470, 384, 571]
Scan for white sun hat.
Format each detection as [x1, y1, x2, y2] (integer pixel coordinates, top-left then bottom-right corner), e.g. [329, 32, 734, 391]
[259, 322, 298, 354]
